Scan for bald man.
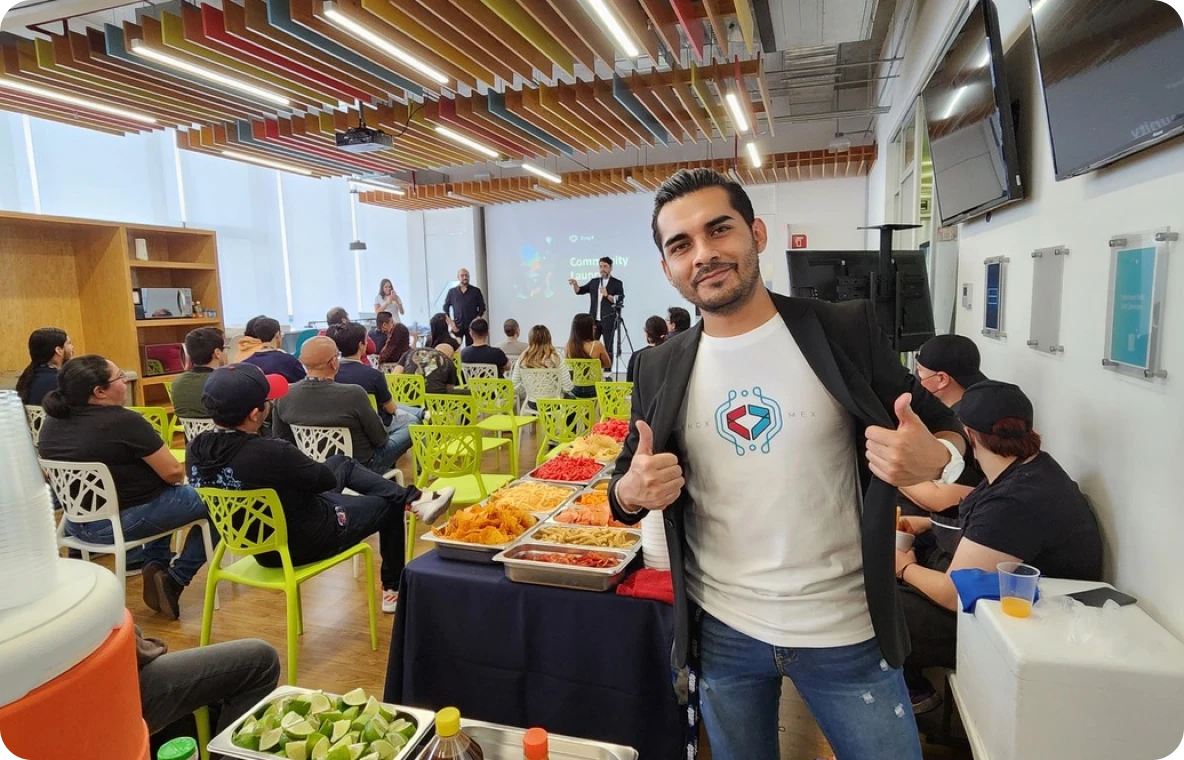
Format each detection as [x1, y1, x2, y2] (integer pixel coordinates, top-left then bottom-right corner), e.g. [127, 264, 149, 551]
[442, 268, 485, 347]
[272, 337, 410, 474]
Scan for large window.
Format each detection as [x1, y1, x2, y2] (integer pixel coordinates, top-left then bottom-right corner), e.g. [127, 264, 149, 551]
[280, 174, 357, 327]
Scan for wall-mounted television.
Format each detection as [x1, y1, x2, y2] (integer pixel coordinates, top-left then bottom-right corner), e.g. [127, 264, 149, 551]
[921, 0, 1023, 226]
[1030, 0, 1184, 180]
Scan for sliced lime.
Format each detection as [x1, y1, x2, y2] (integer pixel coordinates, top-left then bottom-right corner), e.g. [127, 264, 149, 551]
[360, 696, 381, 720]
[340, 687, 368, 707]
[347, 743, 366, 760]
[308, 693, 333, 715]
[341, 706, 360, 721]
[370, 739, 396, 760]
[311, 736, 331, 760]
[232, 733, 261, 751]
[330, 719, 351, 744]
[289, 698, 313, 717]
[260, 728, 284, 752]
[281, 711, 305, 730]
[286, 742, 309, 760]
[385, 732, 407, 751]
[286, 720, 317, 738]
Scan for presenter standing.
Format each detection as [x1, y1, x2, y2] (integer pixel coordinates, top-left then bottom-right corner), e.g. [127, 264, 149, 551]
[443, 268, 486, 347]
[569, 256, 624, 352]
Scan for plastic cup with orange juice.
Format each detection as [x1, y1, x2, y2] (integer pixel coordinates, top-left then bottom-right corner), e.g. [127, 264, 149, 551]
[998, 561, 1040, 618]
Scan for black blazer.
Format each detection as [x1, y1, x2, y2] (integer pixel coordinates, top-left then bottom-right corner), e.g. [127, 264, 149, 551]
[577, 276, 624, 320]
[608, 292, 964, 670]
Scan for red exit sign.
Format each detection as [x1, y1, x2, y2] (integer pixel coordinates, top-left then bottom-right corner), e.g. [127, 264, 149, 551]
[790, 233, 808, 249]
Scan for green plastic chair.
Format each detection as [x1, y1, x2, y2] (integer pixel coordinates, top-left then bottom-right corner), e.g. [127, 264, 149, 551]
[423, 393, 511, 470]
[469, 378, 536, 477]
[535, 397, 596, 466]
[565, 358, 603, 388]
[127, 406, 185, 463]
[595, 381, 633, 421]
[196, 487, 377, 685]
[408, 425, 514, 557]
[368, 393, 379, 412]
[387, 374, 426, 407]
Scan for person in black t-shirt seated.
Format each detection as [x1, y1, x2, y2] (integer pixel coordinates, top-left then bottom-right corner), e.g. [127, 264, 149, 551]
[38, 355, 214, 619]
[895, 381, 1103, 711]
[187, 363, 454, 614]
[369, 311, 394, 358]
[327, 322, 424, 431]
[16, 327, 74, 406]
[458, 318, 510, 377]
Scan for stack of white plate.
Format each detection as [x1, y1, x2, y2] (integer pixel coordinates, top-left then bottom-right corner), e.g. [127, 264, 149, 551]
[640, 511, 670, 571]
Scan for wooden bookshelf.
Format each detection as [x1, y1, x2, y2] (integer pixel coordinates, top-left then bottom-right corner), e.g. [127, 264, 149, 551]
[0, 210, 223, 407]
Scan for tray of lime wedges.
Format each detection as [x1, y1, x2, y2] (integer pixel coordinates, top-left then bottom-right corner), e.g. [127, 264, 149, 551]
[208, 685, 434, 760]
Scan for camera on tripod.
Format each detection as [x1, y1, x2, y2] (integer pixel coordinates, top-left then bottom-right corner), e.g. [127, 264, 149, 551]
[609, 294, 624, 311]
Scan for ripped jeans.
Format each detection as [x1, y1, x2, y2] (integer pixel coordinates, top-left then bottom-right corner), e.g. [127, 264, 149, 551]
[697, 611, 922, 760]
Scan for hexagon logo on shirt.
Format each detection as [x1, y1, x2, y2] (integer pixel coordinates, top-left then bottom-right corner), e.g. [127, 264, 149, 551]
[714, 387, 783, 456]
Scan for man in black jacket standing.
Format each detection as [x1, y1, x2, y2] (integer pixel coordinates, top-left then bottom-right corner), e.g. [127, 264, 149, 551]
[608, 169, 967, 760]
[568, 256, 624, 352]
[443, 268, 486, 347]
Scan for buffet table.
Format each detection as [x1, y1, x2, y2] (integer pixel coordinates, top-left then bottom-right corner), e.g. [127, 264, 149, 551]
[385, 552, 681, 760]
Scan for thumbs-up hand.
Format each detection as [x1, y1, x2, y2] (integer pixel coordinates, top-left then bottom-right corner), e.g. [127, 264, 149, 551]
[615, 420, 685, 512]
[864, 393, 955, 487]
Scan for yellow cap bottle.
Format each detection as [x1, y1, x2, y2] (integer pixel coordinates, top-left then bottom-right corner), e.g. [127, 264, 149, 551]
[436, 707, 461, 738]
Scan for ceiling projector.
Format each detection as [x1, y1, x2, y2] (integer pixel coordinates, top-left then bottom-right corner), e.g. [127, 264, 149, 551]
[336, 124, 393, 153]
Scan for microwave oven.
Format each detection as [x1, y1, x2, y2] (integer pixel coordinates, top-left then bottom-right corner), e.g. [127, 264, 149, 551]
[134, 287, 193, 319]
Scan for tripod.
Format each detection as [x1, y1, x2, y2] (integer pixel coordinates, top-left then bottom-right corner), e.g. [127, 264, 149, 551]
[610, 303, 634, 381]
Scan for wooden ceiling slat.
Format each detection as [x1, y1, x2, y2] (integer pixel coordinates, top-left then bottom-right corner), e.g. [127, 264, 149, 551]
[477, 0, 575, 77]
[437, 0, 554, 79]
[755, 55, 774, 136]
[672, 80, 713, 139]
[543, 0, 619, 69]
[631, 79, 685, 144]
[515, 0, 597, 72]
[0, 86, 144, 132]
[537, 85, 613, 152]
[556, 83, 628, 148]
[669, 0, 706, 63]
[612, 0, 667, 63]
[733, 0, 756, 55]
[588, 78, 654, 147]
[645, 70, 698, 142]
[368, 102, 469, 167]
[700, 0, 728, 54]
[427, 98, 529, 159]
[453, 96, 550, 157]
[511, 87, 591, 152]
[391, 0, 536, 83]
[690, 62, 727, 137]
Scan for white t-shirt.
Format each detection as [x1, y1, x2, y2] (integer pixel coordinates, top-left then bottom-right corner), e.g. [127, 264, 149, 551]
[374, 297, 402, 324]
[681, 314, 874, 648]
[595, 276, 609, 321]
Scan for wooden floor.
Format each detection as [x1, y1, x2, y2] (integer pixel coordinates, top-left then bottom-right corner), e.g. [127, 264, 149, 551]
[123, 431, 969, 760]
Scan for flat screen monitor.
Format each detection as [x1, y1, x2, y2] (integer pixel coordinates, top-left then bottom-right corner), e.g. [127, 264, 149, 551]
[921, 0, 1023, 225]
[1030, 0, 1184, 180]
[787, 250, 936, 352]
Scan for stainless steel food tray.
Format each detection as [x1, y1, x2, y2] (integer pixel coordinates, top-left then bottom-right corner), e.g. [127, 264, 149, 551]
[208, 685, 434, 760]
[412, 718, 638, 760]
[519, 522, 641, 552]
[493, 543, 636, 592]
[421, 529, 523, 563]
[522, 460, 608, 486]
[483, 480, 583, 518]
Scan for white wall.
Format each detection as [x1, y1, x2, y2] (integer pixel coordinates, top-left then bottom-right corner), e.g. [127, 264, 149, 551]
[871, 0, 1184, 638]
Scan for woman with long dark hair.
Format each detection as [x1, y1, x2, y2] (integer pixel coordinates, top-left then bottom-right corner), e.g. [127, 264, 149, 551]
[16, 327, 73, 406]
[626, 316, 668, 383]
[374, 278, 404, 322]
[379, 323, 412, 366]
[38, 355, 214, 619]
[426, 312, 460, 357]
[565, 313, 610, 398]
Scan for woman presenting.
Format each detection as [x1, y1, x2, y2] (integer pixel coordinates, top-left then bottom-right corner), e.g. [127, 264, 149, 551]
[374, 278, 405, 322]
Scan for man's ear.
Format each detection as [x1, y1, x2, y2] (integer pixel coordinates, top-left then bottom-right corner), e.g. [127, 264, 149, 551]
[752, 217, 768, 253]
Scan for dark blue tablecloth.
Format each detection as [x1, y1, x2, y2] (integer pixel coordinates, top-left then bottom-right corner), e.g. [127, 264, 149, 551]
[384, 552, 681, 760]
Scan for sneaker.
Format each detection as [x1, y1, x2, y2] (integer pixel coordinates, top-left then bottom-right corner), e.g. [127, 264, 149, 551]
[410, 487, 454, 526]
[381, 590, 399, 614]
[910, 683, 942, 714]
[152, 568, 184, 620]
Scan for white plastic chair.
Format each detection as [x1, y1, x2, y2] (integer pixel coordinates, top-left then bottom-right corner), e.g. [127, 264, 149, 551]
[379, 363, 401, 375]
[461, 363, 498, 384]
[41, 459, 218, 607]
[179, 418, 216, 442]
[519, 368, 569, 414]
[24, 405, 46, 447]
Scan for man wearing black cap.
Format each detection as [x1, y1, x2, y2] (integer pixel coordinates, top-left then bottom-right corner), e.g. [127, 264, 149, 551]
[895, 381, 1102, 709]
[187, 363, 454, 614]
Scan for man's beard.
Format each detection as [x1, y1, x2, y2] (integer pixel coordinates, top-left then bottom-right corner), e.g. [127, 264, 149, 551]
[674, 249, 762, 315]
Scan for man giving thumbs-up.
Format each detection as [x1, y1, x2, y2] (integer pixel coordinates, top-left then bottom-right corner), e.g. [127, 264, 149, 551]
[607, 169, 966, 760]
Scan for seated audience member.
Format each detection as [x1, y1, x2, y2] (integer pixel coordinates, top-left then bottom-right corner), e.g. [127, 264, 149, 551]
[320, 306, 376, 355]
[16, 327, 74, 406]
[235, 316, 306, 384]
[499, 319, 527, 363]
[328, 322, 424, 431]
[38, 355, 213, 618]
[369, 311, 394, 357]
[626, 316, 668, 383]
[188, 363, 453, 612]
[896, 381, 1103, 711]
[899, 334, 989, 519]
[511, 325, 573, 404]
[393, 344, 463, 395]
[170, 327, 227, 419]
[139, 630, 279, 747]
[666, 306, 691, 337]
[378, 323, 412, 368]
[565, 313, 610, 399]
[273, 337, 409, 474]
[425, 312, 460, 357]
[459, 318, 510, 377]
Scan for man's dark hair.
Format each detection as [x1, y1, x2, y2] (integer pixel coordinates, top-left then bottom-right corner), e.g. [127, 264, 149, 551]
[503, 318, 519, 338]
[244, 315, 282, 343]
[599, 256, 613, 267]
[42, 355, 115, 419]
[326, 322, 368, 357]
[326, 307, 349, 326]
[651, 168, 755, 251]
[185, 327, 225, 366]
[668, 306, 691, 332]
[469, 317, 490, 338]
[375, 311, 393, 329]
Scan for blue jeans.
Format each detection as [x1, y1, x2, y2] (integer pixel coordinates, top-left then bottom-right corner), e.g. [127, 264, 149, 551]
[65, 485, 214, 587]
[367, 406, 420, 473]
[698, 612, 922, 760]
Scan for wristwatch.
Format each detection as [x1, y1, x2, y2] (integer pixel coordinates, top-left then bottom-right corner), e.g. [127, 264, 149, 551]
[936, 438, 966, 485]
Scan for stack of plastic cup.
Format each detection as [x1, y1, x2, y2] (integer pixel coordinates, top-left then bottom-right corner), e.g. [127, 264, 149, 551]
[0, 391, 59, 611]
[641, 510, 670, 571]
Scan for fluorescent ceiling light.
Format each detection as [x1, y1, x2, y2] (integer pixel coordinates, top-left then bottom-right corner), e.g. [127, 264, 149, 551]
[322, 2, 449, 86]
[130, 39, 289, 107]
[532, 184, 563, 199]
[625, 175, 647, 192]
[587, 0, 639, 58]
[0, 76, 156, 124]
[349, 178, 405, 195]
[943, 85, 967, 120]
[435, 125, 499, 159]
[222, 150, 313, 175]
[446, 190, 484, 206]
[521, 162, 562, 184]
[745, 141, 762, 168]
[724, 91, 750, 134]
